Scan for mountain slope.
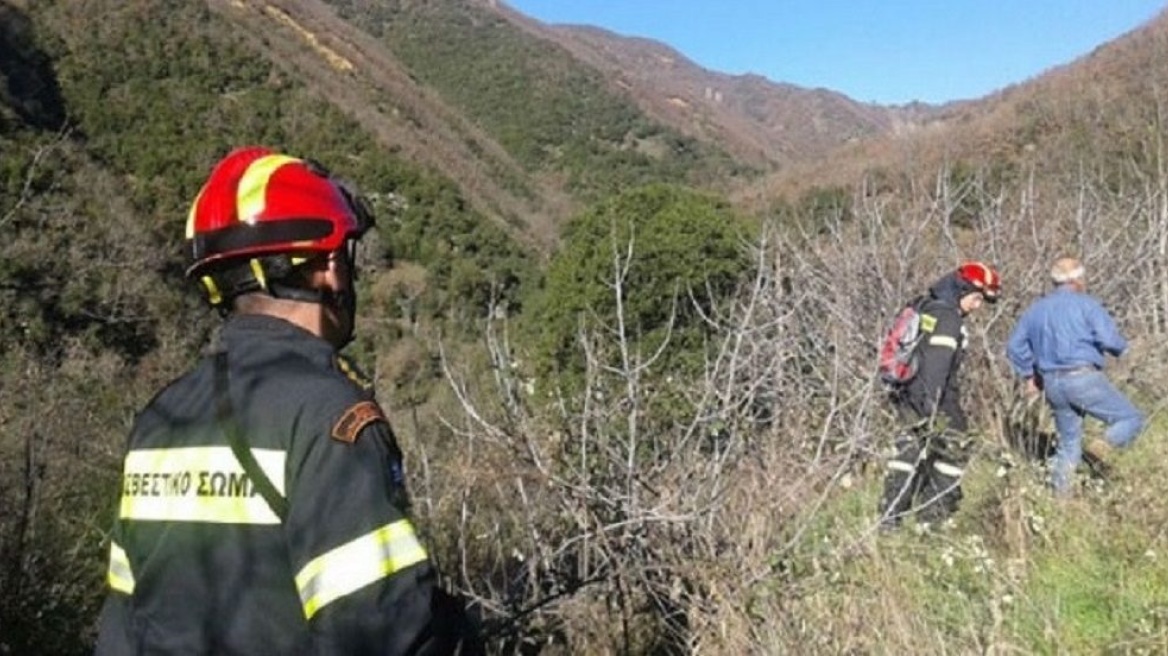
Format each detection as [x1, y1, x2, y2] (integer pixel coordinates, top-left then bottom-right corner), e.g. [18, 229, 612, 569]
[322, 0, 749, 207]
[490, 2, 945, 170]
[207, 0, 571, 250]
[744, 7, 1168, 206]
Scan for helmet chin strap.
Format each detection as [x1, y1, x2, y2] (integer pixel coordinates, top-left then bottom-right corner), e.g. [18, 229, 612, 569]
[268, 282, 357, 347]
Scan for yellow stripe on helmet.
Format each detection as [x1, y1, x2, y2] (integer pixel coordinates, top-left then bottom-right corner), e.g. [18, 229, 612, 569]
[236, 154, 300, 225]
[185, 187, 205, 240]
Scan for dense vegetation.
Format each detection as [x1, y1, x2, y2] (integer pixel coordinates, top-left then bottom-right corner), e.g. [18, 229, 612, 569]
[3, 0, 1168, 654]
[528, 184, 752, 382]
[326, 0, 747, 199]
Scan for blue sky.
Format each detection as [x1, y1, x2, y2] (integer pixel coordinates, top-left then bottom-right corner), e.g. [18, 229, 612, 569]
[505, 1, 1167, 105]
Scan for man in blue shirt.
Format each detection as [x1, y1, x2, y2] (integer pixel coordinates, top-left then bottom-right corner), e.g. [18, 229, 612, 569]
[1006, 257, 1144, 496]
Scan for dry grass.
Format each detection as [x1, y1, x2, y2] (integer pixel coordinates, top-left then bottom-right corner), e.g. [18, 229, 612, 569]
[396, 150, 1168, 653]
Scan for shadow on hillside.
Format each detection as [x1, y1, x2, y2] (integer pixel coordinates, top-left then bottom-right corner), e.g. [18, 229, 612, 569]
[0, 3, 66, 131]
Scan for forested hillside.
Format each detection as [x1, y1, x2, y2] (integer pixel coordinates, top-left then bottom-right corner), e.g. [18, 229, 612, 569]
[513, 20, 913, 168]
[2, 0, 1168, 653]
[324, 0, 748, 202]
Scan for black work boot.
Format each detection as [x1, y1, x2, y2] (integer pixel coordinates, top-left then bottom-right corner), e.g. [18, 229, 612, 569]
[916, 461, 963, 529]
[878, 466, 919, 530]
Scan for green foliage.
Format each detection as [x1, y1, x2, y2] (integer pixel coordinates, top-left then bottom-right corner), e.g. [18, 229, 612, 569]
[328, 0, 740, 200]
[365, 163, 538, 324]
[768, 184, 854, 235]
[1022, 542, 1164, 650]
[22, 0, 536, 328]
[527, 184, 752, 395]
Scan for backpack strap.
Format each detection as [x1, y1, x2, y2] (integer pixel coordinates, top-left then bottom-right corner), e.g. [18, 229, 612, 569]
[214, 350, 289, 521]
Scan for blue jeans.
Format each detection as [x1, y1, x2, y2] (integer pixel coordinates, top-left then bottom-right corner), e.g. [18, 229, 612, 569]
[1044, 370, 1144, 494]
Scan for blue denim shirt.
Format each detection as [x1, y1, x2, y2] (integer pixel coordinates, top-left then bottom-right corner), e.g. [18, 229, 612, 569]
[1006, 285, 1127, 377]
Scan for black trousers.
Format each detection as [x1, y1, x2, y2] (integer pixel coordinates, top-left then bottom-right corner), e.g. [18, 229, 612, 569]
[878, 425, 967, 526]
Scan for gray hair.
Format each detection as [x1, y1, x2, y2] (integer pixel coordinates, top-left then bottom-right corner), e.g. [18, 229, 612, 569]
[1050, 257, 1085, 284]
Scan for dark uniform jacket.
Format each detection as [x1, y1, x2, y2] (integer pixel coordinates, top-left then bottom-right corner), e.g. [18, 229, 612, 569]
[896, 273, 969, 433]
[95, 314, 475, 655]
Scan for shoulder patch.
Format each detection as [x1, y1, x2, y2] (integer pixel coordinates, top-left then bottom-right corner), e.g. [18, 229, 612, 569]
[919, 313, 938, 333]
[331, 400, 387, 444]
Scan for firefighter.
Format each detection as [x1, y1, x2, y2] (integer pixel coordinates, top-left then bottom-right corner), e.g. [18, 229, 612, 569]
[95, 147, 482, 654]
[877, 261, 1001, 531]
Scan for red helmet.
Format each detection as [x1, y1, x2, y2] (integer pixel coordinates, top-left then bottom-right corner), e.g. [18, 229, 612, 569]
[956, 261, 1001, 303]
[185, 146, 371, 305]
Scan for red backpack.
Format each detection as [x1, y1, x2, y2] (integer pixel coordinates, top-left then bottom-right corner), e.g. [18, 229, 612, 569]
[878, 297, 927, 386]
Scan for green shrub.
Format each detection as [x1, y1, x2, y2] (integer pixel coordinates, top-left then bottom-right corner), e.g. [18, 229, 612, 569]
[526, 183, 753, 403]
